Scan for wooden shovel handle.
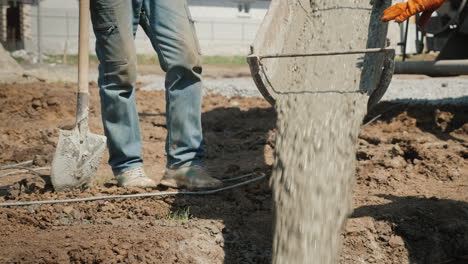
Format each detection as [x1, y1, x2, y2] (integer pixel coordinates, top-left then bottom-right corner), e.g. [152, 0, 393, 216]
[77, 0, 90, 127]
[78, 0, 90, 95]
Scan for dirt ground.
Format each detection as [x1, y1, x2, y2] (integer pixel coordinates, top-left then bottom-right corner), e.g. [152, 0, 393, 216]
[0, 82, 467, 264]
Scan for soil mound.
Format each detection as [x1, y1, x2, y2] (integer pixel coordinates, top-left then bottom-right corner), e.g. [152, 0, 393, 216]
[0, 44, 22, 73]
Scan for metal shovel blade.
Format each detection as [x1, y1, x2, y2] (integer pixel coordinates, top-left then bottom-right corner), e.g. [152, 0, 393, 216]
[51, 126, 106, 192]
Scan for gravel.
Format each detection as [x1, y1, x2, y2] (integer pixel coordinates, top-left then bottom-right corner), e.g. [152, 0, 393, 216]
[3, 62, 467, 105]
[140, 75, 261, 98]
[381, 77, 468, 104]
[140, 75, 468, 104]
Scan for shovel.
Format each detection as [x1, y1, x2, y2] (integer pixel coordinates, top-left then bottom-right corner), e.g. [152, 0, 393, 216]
[51, 0, 106, 192]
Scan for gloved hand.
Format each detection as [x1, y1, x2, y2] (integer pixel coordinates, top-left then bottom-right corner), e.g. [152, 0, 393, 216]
[381, 0, 446, 27]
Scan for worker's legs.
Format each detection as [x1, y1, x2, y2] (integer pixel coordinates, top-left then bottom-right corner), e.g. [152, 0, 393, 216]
[133, 0, 204, 169]
[90, 0, 143, 175]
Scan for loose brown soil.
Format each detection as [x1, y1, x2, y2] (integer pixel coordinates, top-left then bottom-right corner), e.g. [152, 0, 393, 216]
[0, 82, 467, 263]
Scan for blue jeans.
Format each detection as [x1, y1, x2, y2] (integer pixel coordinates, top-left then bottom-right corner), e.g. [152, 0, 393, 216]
[90, 0, 204, 175]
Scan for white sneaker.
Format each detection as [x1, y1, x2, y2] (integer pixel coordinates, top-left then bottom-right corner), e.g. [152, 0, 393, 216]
[115, 167, 157, 188]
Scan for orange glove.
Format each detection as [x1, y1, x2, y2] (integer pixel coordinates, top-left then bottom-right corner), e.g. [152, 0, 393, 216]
[381, 0, 446, 27]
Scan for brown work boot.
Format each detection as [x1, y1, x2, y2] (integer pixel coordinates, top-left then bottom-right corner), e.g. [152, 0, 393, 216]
[160, 165, 223, 190]
[115, 167, 157, 188]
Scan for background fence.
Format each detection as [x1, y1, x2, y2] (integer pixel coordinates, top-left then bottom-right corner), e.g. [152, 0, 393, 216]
[24, 12, 263, 56]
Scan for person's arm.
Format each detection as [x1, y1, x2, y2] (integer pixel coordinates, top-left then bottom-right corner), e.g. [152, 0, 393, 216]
[381, 0, 446, 27]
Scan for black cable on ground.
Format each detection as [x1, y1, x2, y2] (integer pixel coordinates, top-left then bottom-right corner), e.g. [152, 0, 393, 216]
[0, 173, 266, 207]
